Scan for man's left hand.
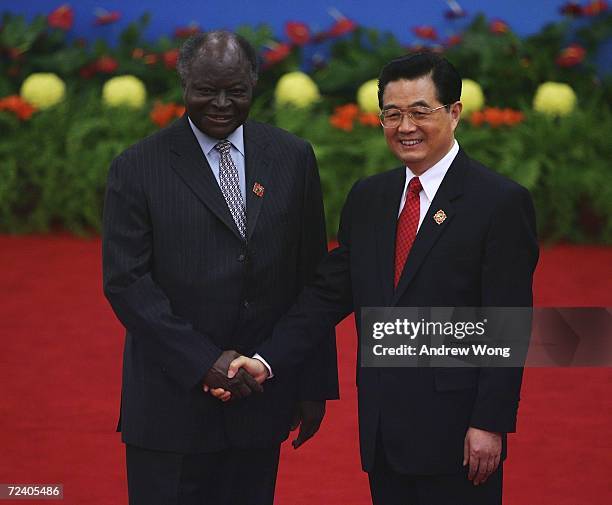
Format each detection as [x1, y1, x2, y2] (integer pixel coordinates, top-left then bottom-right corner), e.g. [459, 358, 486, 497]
[291, 400, 326, 449]
[463, 427, 502, 486]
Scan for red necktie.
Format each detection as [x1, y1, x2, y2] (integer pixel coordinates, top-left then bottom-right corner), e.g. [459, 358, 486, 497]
[394, 177, 422, 288]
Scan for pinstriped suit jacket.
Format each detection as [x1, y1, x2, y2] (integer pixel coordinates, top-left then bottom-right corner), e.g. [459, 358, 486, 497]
[102, 116, 338, 453]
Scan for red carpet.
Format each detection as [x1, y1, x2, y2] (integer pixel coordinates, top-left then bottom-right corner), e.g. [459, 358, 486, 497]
[0, 236, 610, 504]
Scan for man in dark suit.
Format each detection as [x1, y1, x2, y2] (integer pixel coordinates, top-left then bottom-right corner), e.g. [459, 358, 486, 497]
[228, 53, 539, 504]
[102, 31, 338, 505]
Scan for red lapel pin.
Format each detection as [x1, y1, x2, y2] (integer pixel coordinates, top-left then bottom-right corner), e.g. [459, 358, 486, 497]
[252, 182, 265, 198]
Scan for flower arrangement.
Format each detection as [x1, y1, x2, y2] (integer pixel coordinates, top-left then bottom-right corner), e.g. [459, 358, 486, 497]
[0, 3, 610, 243]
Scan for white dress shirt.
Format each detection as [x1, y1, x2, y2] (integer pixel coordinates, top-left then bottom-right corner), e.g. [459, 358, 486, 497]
[398, 139, 459, 229]
[188, 117, 247, 204]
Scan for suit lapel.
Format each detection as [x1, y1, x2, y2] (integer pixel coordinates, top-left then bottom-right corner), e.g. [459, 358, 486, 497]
[391, 149, 468, 306]
[243, 121, 272, 241]
[377, 167, 407, 306]
[169, 116, 243, 241]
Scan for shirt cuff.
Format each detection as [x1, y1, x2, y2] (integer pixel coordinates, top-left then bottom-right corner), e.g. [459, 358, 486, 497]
[253, 353, 273, 379]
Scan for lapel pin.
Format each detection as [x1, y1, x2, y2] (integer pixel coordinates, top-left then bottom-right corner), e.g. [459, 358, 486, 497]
[252, 182, 265, 198]
[433, 209, 447, 225]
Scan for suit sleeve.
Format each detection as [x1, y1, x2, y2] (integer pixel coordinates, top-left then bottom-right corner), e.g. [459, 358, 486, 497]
[102, 154, 222, 390]
[257, 179, 359, 376]
[295, 143, 339, 401]
[470, 184, 539, 433]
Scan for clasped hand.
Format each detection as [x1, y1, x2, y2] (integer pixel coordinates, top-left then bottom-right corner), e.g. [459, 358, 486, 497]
[202, 351, 268, 401]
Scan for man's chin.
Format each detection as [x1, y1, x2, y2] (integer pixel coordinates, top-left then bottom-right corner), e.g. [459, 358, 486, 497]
[196, 121, 239, 139]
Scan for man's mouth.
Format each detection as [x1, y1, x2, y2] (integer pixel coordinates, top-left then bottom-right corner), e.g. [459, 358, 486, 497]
[399, 139, 423, 147]
[207, 115, 233, 123]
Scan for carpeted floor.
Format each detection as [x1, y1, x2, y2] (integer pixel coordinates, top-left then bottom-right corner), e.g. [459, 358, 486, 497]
[0, 236, 610, 504]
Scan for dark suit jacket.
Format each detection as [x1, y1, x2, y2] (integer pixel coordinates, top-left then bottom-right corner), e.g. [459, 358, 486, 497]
[102, 116, 338, 453]
[259, 148, 539, 474]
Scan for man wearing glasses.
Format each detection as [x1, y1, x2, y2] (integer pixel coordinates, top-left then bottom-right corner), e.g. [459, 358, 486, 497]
[226, 53, 538, 504]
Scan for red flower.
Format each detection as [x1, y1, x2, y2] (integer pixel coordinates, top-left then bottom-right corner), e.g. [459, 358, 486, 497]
[174, 25, 200, 39]
[80, 55, 119, 78]
[489, 19, 509, 34]
[262, 43, 291, 66]
[96, 55, 119, 73]
[94, 9, 121, 26]
[583, 0, 608, 15]
[0, 95, 36, 121]
[285, 21, 311, 45]
[445, 34, 463, 47]
[163, 48, 179, 69]
[328, 18, 357, 37]
[358, 112, 380, 127]
[559, 2, 584, 16]
[556, 44, 586, 67]
[47, 4, 74, 31]
[413, 25, 438, 40]
[150, 101, 185, 128]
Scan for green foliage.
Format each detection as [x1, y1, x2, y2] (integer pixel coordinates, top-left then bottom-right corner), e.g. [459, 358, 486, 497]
[0, 8, 610, 242]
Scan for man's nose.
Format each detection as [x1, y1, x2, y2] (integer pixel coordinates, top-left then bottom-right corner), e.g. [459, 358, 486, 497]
[213, 90, 228, 107]
[397, 113, 417, 133]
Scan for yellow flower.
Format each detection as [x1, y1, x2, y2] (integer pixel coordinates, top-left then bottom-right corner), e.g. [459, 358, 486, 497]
[275, 71, 320, 108]
[20, 73, 66, 110]
[533, 82, 576, 117]
[357, 79, 379, 113]
[102, 75, 147, 109]
[460, 79, 484, 114]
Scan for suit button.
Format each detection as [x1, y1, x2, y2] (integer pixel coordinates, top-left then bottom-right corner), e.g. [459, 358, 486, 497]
[243, 300, 250, 309]
[237, 253, 246, 262]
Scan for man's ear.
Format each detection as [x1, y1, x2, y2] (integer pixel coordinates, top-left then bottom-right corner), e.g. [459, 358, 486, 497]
[451, 101, 463, 130]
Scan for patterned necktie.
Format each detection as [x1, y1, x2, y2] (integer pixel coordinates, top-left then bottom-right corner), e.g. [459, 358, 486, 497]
[394, 176, 422, 288]
[215, 140, 246, 239]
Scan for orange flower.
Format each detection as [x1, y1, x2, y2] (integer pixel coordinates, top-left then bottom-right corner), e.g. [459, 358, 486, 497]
[470, 107, 524, 128]
[150, 101, 184, 128]
[489, 19, 509, 34]
[334, 103, 360, 120]
[583, 0, 608, 15]
[470, 110, 485, 127]
[358, 112, 380, 127]
[163, 48, 179, 69]
[556, 44, 586, 67]
[0, 95, 37, 120]
[144, 54, 159, 65]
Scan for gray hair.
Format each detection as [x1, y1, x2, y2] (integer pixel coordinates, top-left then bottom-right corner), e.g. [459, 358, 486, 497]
[177, 30, 259, 87]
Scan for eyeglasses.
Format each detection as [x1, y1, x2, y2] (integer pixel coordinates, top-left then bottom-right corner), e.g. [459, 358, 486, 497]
[379, 104, 450, 128]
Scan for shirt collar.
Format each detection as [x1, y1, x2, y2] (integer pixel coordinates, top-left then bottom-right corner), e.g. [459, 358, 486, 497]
[187, 116, 245, 157]
[406, 139, 459, 202]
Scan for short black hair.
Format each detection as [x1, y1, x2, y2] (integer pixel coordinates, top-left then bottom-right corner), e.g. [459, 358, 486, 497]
[377, 53, 461, 109]
[177, 30, 259, 87]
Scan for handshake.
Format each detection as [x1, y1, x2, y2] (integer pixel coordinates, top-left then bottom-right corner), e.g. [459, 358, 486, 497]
[202, 350, 269, 402]
[202, 350, 326, 449]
